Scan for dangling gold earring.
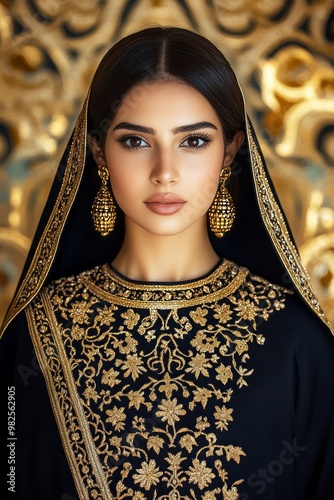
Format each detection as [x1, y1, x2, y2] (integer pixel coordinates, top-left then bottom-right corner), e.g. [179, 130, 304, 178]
[91, 164, 116, 236]
[208, 166, 236, 238]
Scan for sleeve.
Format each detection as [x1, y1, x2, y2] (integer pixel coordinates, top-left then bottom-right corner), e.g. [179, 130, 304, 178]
[291, 298, 334, 499]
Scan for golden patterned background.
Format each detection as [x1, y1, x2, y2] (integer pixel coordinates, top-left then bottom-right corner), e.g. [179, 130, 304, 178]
[0, 0, 334, 324]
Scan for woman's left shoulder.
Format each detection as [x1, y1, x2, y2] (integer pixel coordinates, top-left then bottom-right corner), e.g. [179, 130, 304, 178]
[257, 278, 334, 369]
[276, 287, 333, 346]
[242, 264, 334, 353]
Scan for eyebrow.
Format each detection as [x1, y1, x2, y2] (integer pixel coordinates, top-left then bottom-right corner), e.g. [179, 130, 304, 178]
[112, 121, 218, 135]
[112, 122, 155, 135]
[172, 121, 218, 134]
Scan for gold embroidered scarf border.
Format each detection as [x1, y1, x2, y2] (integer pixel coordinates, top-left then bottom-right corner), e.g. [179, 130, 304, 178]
[26, 290, 113, 500]
[245, 123, 333, 335]
[1, 98, 88, 336]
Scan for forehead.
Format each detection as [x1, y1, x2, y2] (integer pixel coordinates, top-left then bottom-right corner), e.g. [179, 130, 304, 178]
[112, 81, 222, 128]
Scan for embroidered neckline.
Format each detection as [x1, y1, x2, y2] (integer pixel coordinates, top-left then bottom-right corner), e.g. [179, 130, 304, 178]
[78, 259, 249, 309]
[107, 258, 226, 287]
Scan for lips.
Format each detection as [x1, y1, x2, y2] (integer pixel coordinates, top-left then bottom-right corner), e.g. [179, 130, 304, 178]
[144, 193, 186, 204]
[144, 193, 186, 215]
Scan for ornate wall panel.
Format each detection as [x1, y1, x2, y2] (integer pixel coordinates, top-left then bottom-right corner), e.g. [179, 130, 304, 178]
[1, 0, 334, 323]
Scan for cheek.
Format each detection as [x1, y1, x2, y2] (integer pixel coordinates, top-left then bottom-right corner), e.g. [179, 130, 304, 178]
[180, 172, 220, 225]
[108, 163, 146, 210]
[109, 170, 136, 198]
[105, 148, 139, 195]
[187, 151, 223, 198]
[184, 175, 218, 220]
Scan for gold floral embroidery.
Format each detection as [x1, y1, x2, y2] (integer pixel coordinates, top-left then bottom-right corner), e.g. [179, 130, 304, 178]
[102, 368, 121, 388]
[133, 459, 163, 490]
[213, 303, 233, 324]
[187, 459, 215, 489]
[95, 305, 117, 325]
[121, 354, 147, 380]
[26, 260, 291, 499]
[106, 406, 127, 431]
[190, 307, 208, 326]
[214, 406, 234, 431]
[215, 364, 233, 385]
[233, 296, 260, 324]
[186, 353, 212, 379]
[156, 398, 187, 426]
[68, 299, 95, 324]
[121, 309, 141, 329]
[147, 435, 164, 454]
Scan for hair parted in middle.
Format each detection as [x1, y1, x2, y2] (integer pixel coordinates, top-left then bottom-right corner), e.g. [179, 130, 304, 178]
[87, 26, 245, 148]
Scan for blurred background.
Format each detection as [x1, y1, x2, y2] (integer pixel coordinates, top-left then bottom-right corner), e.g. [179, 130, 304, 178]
[0, 0, 333, 324]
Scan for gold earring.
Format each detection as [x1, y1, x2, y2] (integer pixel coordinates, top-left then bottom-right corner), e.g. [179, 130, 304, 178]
[91, 164, 116, 236]
[208, 166, 236, 238]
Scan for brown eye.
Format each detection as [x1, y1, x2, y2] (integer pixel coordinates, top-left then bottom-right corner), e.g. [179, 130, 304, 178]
[188, 137, 200, 147]
[129, 137, 143, 147]
[118, 135, 149, 149]
[180, 134, 211, 149]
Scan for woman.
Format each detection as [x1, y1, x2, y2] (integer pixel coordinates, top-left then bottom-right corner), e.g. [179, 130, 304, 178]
[1, 26, 333, 500]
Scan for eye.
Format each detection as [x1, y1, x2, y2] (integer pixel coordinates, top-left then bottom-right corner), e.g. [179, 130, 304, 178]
[180, 134, 212, 150]
[117, 135, 149, 150]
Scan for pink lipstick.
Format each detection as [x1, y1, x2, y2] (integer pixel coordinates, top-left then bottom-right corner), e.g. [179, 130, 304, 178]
[144, 193, 186, 215]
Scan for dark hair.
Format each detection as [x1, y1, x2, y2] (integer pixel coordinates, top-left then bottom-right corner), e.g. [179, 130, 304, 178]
[88, 26, 245, 146]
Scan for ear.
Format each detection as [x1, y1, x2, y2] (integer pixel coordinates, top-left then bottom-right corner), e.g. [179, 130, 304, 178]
[87, 134, 106, 165]
[224, 130, 245, 166]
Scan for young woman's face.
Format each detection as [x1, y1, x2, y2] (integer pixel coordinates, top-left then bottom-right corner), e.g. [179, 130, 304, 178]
[103, 81, 231, 237]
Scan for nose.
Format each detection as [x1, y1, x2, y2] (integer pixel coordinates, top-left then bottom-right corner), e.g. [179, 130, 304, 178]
[149, 148, 179, 186]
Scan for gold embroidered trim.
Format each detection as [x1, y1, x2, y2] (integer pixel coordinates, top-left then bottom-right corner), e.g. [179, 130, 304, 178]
[246, 122, 334, 336]
[81, 261, 249, 310]
[25, 304, 91, 500]
[26, 262, 290, 499]
[1, 97, 89, 338]
[26, 291, 113, 500]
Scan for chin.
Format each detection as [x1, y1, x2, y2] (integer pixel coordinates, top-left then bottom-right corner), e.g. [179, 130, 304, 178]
[125, 213, 204, 238]
[140, 220, 201, 238]
[146, 226, 187, 237]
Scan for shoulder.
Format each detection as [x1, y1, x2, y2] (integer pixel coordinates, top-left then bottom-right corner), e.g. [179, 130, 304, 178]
[239, 263, 334, 356]
[229, 260, 292, 304]
[47, 264, 105, 289]
[282, 291, 334, 372]
[34, 263, 109, 301]
[270, 286, 334, 353]
[256, 277, 334, 381]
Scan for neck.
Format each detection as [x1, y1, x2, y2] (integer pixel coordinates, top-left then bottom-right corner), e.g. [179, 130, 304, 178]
[112, 220, 220, 283]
